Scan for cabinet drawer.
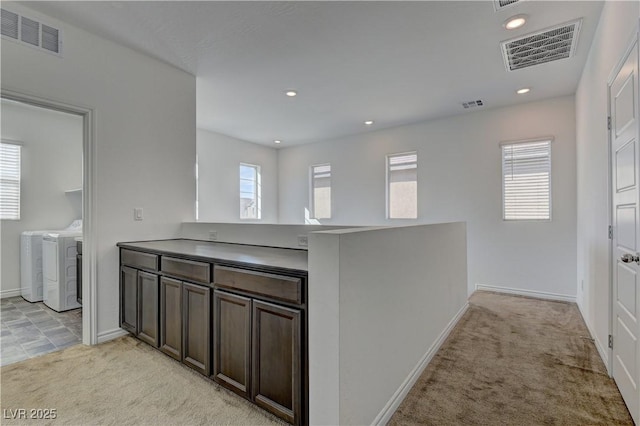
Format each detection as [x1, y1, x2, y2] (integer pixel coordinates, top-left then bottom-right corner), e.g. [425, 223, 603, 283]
[121, 249, 158, 271]
[162, 256, 211, 284]
[214, 266, 302, 305]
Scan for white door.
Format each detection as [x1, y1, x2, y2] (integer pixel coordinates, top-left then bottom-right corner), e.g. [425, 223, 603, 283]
[610, 37, 640, 424]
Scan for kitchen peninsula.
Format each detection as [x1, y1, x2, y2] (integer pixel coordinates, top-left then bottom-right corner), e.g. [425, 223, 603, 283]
[119, 222, 468, 425]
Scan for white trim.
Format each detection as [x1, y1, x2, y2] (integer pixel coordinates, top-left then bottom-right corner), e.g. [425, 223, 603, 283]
[0, 288, 22, 299]
[372, 301, 470, 426]
[474, 283, 576, 303]
[577, 300, 610, 373]
[97, 328, 129, 344]
[1, 88, 98, 346]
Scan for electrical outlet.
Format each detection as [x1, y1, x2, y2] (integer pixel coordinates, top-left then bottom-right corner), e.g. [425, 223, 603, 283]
[134, 208, 144, 221]
[298, 235, 308, 247]
[209, 230, 218, 241]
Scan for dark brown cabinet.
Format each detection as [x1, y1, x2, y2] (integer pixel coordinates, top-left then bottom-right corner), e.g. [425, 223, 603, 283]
[118, 241, 307, 425]
[213, 289, 302, 425]
[160, 277, 182, 361]
[120, 266, 138, 334]
[252, 300, 301, 425]
[137, 271, 160, 347]
[213, 290, 252, 398]
[182, 282, 211, 376]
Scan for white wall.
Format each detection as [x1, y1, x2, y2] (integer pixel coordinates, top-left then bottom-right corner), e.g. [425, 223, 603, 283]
[0, 100, 82, 297]
[576, 2, 639, 364]
[281, 96, 578, 298]
[308, 223, 468, 425]
[197, 129, 278, 223]
[1, 3, 196, 338]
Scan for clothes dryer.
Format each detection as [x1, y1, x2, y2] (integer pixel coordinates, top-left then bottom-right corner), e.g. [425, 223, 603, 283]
[42, 220, 83, 312]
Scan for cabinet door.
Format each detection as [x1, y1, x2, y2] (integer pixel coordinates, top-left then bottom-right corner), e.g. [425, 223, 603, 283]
[160, 277, 182, 361]
[252, 300, 301, 425]
[120, 266, 138, 334]
[137, 271, 160, 347]
[183, 282, 211, 376]
[213, 290, 251, 398]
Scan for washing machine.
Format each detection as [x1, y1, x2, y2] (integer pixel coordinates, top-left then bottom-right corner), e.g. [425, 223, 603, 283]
[21, 230, 57, 302]
[42, 220, 83, 312]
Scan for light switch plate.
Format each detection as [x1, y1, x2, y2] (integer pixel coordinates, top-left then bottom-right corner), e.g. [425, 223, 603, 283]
[134, 208, 144, 221]
[297, 235, 308, 247]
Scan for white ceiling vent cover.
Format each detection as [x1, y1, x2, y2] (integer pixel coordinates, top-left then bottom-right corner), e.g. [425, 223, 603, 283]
[0, 8, 62, 56]
[494, 0, 521, 11]
[501, 19, 582, 71]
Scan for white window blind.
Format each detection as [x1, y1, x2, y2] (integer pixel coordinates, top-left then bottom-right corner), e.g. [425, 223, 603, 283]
[387, 152, 417, 219]
[1, 141, 21, 220]
[502, 139, 551, 220]
[310, 164, 331, 219]
[239, 163, 261, 220]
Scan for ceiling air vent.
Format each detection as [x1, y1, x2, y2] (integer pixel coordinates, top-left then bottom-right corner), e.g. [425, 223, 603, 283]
[501, 19, 582, 71]
[494, 0, 520, 11]
[0, 8, 62, 56]
[462, 100, 484, 109]
[1, 9, 18, 39]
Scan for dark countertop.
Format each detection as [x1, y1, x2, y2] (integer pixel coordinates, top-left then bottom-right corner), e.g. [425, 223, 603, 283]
[117, 239, 308, 274]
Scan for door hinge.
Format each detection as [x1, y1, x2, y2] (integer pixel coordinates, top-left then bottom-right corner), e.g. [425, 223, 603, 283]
[609, 225, 613, 239]
[607, 116, 612, 130]
[609, 334, 613, 348]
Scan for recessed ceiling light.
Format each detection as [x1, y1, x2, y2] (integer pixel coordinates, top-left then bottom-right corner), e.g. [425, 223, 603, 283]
[504, 15, 527, 30]
[274, 140, 281, 144]
[285, 90, 297, 97]
[516, 88, 531, 94]
[364, 120, 374, 125]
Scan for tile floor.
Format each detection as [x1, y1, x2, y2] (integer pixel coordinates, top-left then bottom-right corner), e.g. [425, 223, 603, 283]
[0, 297, 82, 367]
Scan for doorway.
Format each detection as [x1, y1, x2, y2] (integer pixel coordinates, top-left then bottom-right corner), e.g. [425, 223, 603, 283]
[1, 90, 97, 352]
[0, 98, 83, 365]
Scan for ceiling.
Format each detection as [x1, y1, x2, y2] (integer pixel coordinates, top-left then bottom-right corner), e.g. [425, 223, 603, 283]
[23, 1, 604, 147]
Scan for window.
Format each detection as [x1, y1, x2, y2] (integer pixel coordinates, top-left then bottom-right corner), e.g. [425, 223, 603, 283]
[0, 141, 21, 220]
[387, 152, 417, 219]
[239, 163, 261, 219]
[502, 139, 551, 220]
[310, 164, 331, 219]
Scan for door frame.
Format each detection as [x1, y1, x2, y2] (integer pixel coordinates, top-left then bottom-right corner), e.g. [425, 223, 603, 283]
[1, 88, 98, 346]
[607, 28, 640, 375]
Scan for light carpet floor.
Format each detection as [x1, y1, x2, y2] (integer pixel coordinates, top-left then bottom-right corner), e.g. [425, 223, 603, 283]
[0, 336, 284, 425]
[0, 292, 633, 425]
[390, 291, 633, 425]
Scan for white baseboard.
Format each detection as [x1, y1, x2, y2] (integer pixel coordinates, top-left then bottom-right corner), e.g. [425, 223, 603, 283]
[372, 301, 470, 426]
[97, 328, 129, 344]
[475, 283, 576, 303]
[576, 299, 610, 373]
[1, 288, 22, 299]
